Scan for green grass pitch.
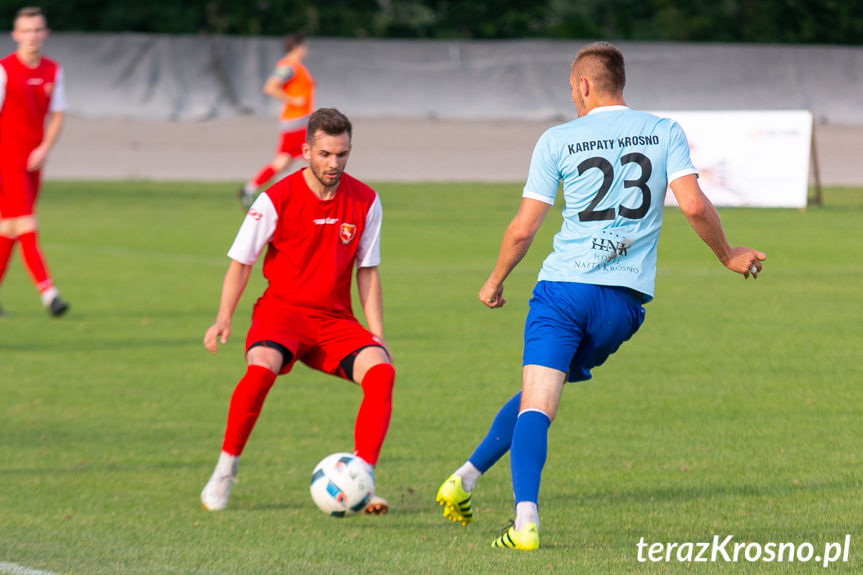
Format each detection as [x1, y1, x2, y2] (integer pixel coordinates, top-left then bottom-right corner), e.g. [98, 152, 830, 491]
[1, 182, 861, 574]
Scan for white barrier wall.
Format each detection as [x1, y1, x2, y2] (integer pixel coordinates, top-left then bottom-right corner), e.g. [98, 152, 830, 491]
[0, 34, 861, 125]
[659, 111, 813, 208]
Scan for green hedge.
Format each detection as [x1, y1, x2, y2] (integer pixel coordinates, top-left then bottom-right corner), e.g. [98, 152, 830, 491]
[2, 0, 861, 45]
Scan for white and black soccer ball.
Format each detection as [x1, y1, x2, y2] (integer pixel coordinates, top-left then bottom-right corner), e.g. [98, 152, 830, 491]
[309, 452, 375, 517]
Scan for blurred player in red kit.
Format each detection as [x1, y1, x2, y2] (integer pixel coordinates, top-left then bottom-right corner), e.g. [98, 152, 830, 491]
[202, 108, 394, 514]
[0, 6, 68, 317]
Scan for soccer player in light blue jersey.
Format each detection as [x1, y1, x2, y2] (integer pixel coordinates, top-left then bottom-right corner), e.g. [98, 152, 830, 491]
[436, 42, 766, 550]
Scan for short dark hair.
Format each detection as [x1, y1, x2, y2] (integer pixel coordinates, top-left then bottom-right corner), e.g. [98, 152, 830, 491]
[307, 108, 352, 143]
[283, 33, 305, 54]
[16, 6, 44, 20]
[574, 42, 626, 94]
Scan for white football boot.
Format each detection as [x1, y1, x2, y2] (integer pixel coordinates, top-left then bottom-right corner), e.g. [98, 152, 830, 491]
[201, 452, 239, 511]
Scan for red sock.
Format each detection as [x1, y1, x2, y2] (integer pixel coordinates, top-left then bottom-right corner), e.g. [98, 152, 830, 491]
[354, 363, 395, 466]
[16, 231, 53, 293]
[0, 235, 15, 285]
[252, 165, 277, 188]
[221, 365, 278, 456]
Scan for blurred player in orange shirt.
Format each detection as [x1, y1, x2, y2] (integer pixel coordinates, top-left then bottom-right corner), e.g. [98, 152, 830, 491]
[238, 34, 315, 209]
[0, 7, 68, 317]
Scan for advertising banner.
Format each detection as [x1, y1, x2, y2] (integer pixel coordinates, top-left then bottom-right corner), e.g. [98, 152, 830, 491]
[658, 111, 813, 208]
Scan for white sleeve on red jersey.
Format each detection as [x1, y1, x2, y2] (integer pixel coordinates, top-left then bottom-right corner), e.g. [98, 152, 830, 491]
[0, 65, 6, 111]
[226, 193, 278, 265]
[50, 66, 67, 112]
[356, 195, 382, 268]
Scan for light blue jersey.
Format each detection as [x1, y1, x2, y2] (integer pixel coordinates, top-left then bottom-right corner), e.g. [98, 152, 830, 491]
[524, 106, 697, 301]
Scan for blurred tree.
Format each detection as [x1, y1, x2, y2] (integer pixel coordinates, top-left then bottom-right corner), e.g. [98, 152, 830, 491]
[0, 0, 859, 45]
[421, 0, 550, 38]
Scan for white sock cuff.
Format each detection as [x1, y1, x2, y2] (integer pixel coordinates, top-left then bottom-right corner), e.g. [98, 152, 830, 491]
[216, 451, 239, 474]
[455, 461, 481, 491]
[515, 501, 539, 531]
[518, 408, 550, 419]
[353, 454, 374, 473]
[40, 286, 59, 306]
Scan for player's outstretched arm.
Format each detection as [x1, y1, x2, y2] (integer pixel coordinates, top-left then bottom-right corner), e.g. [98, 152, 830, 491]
[204, 260, 253, 353]
[670, 174, 766, 279]
[480, 198, 551, 308]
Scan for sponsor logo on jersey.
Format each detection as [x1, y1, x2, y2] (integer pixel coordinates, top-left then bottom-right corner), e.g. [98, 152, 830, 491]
[248, 208, 263, 221]
[314, 217, 339, 225]
[340, 223, 357, 244]
[26, 78, 44, 86]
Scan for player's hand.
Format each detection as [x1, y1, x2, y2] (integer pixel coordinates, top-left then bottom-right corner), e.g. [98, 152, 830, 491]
[723, 246, 767, 279]
[479, 278, 506, 308]
[203, 320, 231, 353]
[27, 144, 49, 172]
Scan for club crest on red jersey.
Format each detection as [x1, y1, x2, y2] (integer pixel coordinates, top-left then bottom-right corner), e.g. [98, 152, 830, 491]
[44, 82, 54, 98]
[340, 223, 357, 244]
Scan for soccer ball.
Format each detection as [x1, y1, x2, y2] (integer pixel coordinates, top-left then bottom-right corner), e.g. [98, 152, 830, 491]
[309, 452, 375, 517]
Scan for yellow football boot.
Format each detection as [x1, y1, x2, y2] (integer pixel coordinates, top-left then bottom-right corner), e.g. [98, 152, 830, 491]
[491, 521, 539, 550]
[435, 474, 473, 525]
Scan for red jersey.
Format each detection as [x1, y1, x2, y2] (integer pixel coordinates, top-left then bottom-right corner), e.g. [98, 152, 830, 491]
[0, 53, 65, 158]
[228, 169, 382, 316]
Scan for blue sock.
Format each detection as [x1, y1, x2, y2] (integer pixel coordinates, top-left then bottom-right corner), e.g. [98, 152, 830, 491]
[467, 392, 521, 473]
[510, 409, 551, 505]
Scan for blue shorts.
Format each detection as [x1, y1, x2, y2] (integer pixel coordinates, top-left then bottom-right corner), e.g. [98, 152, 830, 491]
[523, 281, 646, 382]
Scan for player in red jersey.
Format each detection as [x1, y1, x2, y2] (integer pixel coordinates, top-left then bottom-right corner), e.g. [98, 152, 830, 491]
[238, 34, 315, 210]
[201, 108, 395, 514]
[0, 7, 68, 317]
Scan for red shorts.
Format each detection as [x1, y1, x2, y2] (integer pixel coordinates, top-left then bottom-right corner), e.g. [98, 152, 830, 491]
[0, 156, 40, 218]
[245, 298, 382, 378]
[277, 128, 306, 158]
